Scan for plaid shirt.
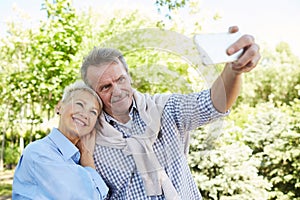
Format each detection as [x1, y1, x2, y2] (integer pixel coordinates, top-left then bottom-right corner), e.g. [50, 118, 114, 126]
[94, 89, 228, 200]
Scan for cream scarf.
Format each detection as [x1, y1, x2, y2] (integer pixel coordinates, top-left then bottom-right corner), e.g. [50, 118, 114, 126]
[96, 90, 180, 199]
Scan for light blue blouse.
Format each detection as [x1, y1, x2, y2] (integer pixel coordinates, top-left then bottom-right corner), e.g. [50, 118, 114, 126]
[12, 128, 108, 200]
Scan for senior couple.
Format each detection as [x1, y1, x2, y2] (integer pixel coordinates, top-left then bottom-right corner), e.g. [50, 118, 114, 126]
[12, 26, 260, 200]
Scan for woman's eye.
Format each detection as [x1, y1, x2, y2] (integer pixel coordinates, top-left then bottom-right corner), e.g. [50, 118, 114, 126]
[91, 110, 98, 116]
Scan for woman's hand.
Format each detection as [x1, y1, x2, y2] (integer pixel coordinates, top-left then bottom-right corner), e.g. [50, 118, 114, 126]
[76, 129, 96, 169]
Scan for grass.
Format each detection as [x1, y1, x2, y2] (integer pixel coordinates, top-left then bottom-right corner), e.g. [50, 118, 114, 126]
[0, 183, 12, 196]
[0, 169, 13, 198]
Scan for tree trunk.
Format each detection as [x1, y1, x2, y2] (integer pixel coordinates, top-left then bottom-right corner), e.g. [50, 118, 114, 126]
[0, 131, 5, 171]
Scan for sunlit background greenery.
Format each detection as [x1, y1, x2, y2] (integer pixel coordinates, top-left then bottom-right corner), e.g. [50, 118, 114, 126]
[0, 0, 299, 199]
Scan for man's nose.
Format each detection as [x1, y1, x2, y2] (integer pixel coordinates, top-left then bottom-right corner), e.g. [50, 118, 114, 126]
[112, 84, 122, 95]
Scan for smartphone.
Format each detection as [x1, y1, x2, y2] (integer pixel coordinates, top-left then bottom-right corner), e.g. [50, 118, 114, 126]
[193, 32, 244, 65]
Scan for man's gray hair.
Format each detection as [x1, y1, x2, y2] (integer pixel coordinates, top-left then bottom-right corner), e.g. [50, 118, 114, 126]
[81, 47, 128, 87]
[62, 80, 102, 109]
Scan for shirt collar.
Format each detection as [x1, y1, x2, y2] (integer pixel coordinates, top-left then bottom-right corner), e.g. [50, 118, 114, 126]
[48, 128, 80, 163]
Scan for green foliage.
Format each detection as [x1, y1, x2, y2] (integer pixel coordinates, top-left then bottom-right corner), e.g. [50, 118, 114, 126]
[0, 184, 12, 196]
[189, 121, 270, 200]
[0, 0, 84, 169]
[0, 170, 13, 197]
[4, 146, 20, 167]
[29, 0, 84, 109]
[281, 98, 300, 133]
[78, 10, 154, 55]
[127, 49, 196, 94]
[231, 50, 300, 200]
[155, 0, 188, 19]
[231, 102, 300, 199]
[155, 0, 188, 10]
[237, 43, 300, 107]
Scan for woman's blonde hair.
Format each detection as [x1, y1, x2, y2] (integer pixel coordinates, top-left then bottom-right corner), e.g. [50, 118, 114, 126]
[62, 80, 102, 109]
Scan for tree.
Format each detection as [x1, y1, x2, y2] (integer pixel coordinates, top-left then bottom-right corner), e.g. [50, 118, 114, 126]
[236, 43, 300, 107]
[0, 0, 85, 168]
[155, 0, 189, 19]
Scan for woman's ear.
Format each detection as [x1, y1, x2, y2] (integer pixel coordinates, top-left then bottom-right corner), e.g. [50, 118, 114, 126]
[55, 101, 62, 115]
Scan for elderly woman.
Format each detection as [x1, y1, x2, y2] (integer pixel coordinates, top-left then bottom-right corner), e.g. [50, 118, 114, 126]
[12, 80, 108, 199]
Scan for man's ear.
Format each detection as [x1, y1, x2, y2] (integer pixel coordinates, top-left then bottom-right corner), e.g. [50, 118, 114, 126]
[55, 101, 62, 115]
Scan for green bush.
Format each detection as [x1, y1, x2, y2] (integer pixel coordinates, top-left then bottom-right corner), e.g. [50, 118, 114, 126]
[4, 146, 20, 169]
[0, 183, 12, 196]
[237, 46, 300, 107]
[233, 102, 300, 199]
[189, 121, 270, 200]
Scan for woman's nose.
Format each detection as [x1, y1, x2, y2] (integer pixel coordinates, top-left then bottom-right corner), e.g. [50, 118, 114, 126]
[79, 110, 88, 119]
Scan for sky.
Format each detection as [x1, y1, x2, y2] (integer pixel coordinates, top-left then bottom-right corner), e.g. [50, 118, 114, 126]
[0, 0, 300, 57]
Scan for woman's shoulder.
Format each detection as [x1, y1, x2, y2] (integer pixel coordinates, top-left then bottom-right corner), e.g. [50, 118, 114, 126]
[22, 136, 54, 161]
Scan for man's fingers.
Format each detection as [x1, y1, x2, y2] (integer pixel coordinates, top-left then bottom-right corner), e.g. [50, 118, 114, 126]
[228, 26, 239, 33]
[228, 34, 255, 55]
[231, 43, 260, 73]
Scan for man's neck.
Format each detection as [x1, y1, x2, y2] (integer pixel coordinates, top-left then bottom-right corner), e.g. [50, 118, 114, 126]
[113, 114, 131, 124]
[104, 98, 135, 124]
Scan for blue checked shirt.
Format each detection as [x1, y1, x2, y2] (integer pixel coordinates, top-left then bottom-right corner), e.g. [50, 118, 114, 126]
[94, 89, 228, 200]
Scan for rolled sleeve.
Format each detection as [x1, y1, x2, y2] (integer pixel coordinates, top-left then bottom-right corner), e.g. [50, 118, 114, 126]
[203, 89, 230, 120]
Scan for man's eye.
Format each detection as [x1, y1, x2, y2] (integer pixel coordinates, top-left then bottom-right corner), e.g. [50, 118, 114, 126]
[100, 85, 111, 92]
[118, 77, 126, 83]
[76, 102, 83, 107]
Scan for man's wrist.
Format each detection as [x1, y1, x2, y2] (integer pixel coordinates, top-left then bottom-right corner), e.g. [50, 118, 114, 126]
[224, 63, 243, 78]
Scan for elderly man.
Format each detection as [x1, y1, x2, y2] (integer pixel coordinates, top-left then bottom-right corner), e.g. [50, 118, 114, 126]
[81, 26, 260, 199]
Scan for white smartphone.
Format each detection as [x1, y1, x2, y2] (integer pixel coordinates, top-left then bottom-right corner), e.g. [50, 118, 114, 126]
[193, 32, 244, 65]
